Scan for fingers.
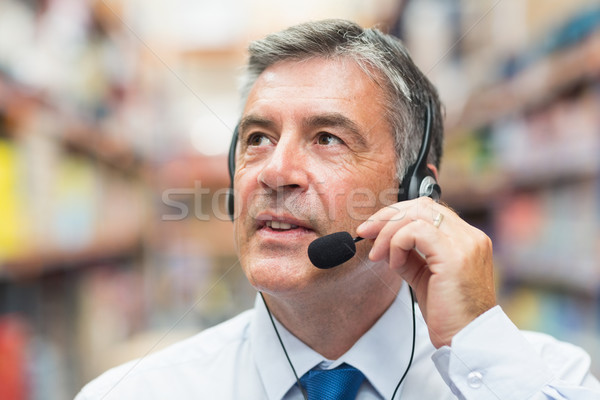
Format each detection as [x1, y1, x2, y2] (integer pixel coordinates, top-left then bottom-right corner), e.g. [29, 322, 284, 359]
[355, 202, 408, 239]
[391, 246, 431, 288]
[388, 219, 451, 272]
[357, 197, 453, 263]
[357, 197, 444, 238]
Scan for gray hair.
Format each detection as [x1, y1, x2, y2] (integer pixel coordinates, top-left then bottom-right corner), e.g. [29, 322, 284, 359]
[239, 19, 443, 179]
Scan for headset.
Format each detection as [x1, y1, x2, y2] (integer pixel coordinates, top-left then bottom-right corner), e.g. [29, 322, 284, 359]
[226, 99, 441, 220]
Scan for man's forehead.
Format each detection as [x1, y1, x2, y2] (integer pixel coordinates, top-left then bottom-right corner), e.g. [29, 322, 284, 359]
[240, 56, 393, 143]
[246, 57, 384, 106]
[256, 57, 373, 87]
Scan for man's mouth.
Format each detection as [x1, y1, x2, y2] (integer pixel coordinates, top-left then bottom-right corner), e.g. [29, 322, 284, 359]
[265, 220, 300, 231]
[255, 213, 316, 237]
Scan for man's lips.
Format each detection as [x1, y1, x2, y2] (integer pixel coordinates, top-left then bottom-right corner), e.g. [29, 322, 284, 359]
[254, 213, 315, 233]
[265, 220, 299, 230]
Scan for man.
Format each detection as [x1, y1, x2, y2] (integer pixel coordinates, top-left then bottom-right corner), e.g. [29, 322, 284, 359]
[76, 19, 600, 399]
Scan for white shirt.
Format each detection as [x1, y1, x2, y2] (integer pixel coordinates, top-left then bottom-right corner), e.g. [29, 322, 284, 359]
[75, 283, 600, 399]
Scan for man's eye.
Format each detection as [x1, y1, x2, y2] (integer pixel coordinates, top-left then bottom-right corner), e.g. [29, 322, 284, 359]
[317, 133, 342, 146]
[248, 134, 271, 146]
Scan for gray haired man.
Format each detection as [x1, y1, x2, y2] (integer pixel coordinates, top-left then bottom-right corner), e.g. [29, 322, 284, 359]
[77, 19, 600, 400]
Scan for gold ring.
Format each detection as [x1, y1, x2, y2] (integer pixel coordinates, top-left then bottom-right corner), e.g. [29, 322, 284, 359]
[433, 212, 444, 229]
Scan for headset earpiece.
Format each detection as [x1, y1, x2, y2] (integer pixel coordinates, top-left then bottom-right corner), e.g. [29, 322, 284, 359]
[398, 99, 441, 202]
[227, 125, 239, 221]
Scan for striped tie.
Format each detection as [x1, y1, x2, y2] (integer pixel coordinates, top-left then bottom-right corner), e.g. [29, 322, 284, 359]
[299, 363, 365, 400]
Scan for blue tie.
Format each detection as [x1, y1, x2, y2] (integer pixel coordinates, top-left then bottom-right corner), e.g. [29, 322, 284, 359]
[299, 363, 365, 400]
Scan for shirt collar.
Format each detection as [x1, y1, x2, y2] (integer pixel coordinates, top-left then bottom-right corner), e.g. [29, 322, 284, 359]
[250, 283, 415, 400]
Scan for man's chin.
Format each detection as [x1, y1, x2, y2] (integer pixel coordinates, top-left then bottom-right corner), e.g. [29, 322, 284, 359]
[243, 257, 323, 292]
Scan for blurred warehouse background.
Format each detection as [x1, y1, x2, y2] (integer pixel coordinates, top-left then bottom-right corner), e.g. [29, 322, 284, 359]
[1, 0, 599, 398]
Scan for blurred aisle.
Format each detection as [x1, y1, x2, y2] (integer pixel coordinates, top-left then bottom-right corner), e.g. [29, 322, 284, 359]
[0, 0, 599, 398]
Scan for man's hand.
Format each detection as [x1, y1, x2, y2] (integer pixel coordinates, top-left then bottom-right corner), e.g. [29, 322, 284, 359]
[356, 197, 497, 348]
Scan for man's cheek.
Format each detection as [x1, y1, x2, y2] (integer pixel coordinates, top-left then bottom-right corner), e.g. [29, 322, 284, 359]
[242, 186, 269, 219]
[346, 188, 377, 222]
[379, 187, 399, 207]
[326, 191, 348, 223]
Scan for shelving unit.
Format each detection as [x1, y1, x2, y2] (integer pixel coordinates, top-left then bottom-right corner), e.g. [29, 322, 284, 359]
[0, 2, 162, 398]
[452, 29, 600, 132]
[433, 2, 600, 374]
[441, 17, 600, 208]
[0, 76, 147, 279]
[0, 0, 254, 393]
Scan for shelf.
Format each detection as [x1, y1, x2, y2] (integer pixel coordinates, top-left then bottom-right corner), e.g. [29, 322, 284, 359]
[450, 29, 600, 134]
[500, 261, 600, 296]
[0, 233, 141, 281]
[157, 154, 229, 190]
[0, 76, 150, 279]
[0, 74, 145, 175]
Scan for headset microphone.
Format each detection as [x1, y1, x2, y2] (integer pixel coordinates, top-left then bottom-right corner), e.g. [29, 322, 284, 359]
[308, 232, 364, 269]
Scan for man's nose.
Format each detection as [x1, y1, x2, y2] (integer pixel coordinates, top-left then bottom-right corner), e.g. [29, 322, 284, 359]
[257, 134, 309, 192]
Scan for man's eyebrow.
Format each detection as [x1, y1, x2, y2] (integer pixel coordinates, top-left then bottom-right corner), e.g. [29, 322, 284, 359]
[238, 116, 276, 135]
[303, 113, 367, 147]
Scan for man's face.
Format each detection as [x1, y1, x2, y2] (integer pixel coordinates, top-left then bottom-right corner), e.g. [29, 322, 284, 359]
[233, 57, 398, 294]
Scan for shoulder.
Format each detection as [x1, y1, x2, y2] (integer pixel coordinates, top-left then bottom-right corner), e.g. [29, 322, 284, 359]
[75, 309, 256, 400]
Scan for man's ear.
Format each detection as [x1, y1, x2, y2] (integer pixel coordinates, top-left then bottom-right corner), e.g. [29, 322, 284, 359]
[427, 163, 439, 180]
